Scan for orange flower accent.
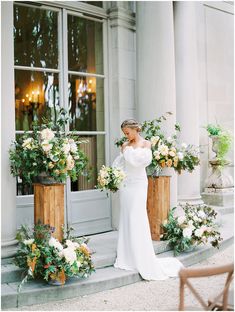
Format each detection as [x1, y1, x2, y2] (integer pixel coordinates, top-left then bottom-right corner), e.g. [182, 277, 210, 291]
[80, 245, 90, 257]
[160, 161, 166, 168]
[27, 256, 37, 272]
[31, 243, 37, 252]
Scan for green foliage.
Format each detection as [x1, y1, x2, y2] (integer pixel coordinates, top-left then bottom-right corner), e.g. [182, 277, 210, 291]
[14, 222, 95, 291]
[9, 109, 91, 185]
[161, 204, 222, 256]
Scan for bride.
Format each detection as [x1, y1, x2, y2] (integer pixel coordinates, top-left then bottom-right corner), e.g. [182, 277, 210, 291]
[112, 118, 183, 281]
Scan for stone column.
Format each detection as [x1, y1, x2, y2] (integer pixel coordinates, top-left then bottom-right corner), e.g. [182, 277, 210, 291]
[174, 2, 202, 204]
[136, 1, 178, 207]
[1, 2, 18, 258]
[107, 2, 136, 229]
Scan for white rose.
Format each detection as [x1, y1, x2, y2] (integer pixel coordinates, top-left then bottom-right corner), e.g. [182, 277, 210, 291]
[194, 228, 204, 237]
[183, 227, 192, 239]
[177, 215, 186, 225]
[66, 154, 75, 170]
[49, 237, 63, 251]
[76, 261, 81, 268]
[62, 143, 71, 155]
[41, 140, 53, 153]
[167, 136, 174, 143]
[198, 211, 206, 219]
[70, 143, 78, 153]
[22, 138, 34, 149]
[40, 128, 55, 141]
[153, 151, 161, 160]
[169, 150, 176, 157]
[181, 143, 187, 149]
[48, 162, 54, 169]
[177, 152, 184, 160]
[158, 145, 169, 156]
[23, 239, 34, 245]
[62, 247, 77, 265]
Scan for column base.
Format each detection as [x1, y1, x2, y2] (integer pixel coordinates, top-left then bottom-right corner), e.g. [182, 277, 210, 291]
[177, 195, 204, 206]
[1, 239, 18, 259]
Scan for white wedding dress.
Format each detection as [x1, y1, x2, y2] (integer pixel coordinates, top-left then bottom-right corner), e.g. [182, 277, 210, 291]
[112, 146, 183, 280]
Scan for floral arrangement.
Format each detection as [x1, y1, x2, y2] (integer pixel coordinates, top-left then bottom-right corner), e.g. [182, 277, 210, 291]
[14, 222, 95, 291]
[96, 165, 126, 193]
[115, 112, 200, 176]
[161, 203, 222, 255]
[206, 123, 232, 166]
[9, 109, 90, 184]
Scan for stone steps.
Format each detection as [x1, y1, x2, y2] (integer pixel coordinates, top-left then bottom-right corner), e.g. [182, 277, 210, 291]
[1, 239, 171, 285]
[1, 213, 233, 310]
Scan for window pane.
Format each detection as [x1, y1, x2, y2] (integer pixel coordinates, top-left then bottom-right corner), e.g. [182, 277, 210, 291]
[68, 15, 103, 74]
[71, 135, 105, 191]
[68, 75, 104, 131]
[14, 4, 58, 68]
[15, 70, 60, 131]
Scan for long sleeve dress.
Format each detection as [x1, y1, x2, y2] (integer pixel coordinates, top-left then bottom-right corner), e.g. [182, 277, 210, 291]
[112, 146, 183, 281]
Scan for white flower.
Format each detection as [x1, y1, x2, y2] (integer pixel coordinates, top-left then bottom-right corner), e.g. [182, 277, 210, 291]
[48, 162, 54, 169]
[76, 261, 81, 268]
[150, 136, 160, 146]
[40, 128, 55, 141]
[193, 215, 200, 222]
[70, 143, 78, 153]
[177, 152, 184, 160]
[23, 239, 34, 245]
[198, 211, 206, 219]
[49, 237, 63, 251]
[22, 138, 34, 150]
[66, 240, 80, 250]
[167, 136, 174, 143]
[41, 140, 53, 153]
[177, 215, 186, 225]
[169, 150, 176, 157]
[62, 143, 71, 155]
[74, 155, 80, 160]
[61, 247, 77, 265]
[188, 220, 195, 229]
[195, 228, 204, 237]
[181, 143, 187, 149]
[153, 151, 161, 160]
[66, 154, 75, 170]
[183, 227, 192, 239]
[158, 145, 169, 156]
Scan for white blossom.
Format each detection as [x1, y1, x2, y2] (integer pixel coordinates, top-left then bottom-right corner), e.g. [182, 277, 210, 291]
[23, 239, 34, 245]
[49, 237, 63, 251]
[181, 143, 187, 149]
[158, 145, 169, 156]
[177, 152, 184, 160]
[183, 227, 192, 239]
[61, 247, 77, 265]
[177, 215, 186, 225]
[195, 228, 204, 237]
[41, 140, 53, 153]
[40, 128, 55, 141]
[150, 136, 160, 146]
[62, 143, 71, 155]
[22, 138, 34, 150]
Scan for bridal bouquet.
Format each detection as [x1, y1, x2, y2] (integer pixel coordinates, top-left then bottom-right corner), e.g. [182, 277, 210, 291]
[14, 222, 95, 291]
[161, 203, 222, 255]
[96, 165, 126, 193]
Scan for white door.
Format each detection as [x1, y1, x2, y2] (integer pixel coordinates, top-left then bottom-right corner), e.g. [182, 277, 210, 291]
[14, 2, 112, 235]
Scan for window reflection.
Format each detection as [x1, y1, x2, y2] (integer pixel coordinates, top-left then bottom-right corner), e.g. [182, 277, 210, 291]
[68, 76, 104, 131]
[15, 70, 60, 131]
[68, 15, 103, 74]
[14, 4, 58, 68]
[70, 135, 105, 191]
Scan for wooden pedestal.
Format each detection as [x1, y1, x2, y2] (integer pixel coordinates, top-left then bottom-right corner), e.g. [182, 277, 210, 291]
[147, 176, 170, 241]
[33, 183, 65, 241]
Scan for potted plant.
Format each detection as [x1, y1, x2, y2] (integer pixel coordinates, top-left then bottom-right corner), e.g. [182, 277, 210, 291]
[14, 222, 95, 291]
[9, 108, 90, 241]
[161, 203, 222, 255]
[206, 123, 232, 166]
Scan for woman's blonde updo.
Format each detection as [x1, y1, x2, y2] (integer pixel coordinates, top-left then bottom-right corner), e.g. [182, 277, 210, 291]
[121, 119, 142, 132]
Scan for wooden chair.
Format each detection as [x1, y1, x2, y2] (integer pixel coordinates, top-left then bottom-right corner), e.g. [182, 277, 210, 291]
[178, 263, 234, 311]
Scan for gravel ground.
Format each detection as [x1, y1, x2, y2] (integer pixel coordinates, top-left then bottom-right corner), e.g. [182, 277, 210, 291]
[9, 244, 234, 311]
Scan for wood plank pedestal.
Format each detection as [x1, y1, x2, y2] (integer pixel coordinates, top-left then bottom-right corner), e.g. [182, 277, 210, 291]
[33, 183, 65, 241]
[147, 176, 170, 241]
